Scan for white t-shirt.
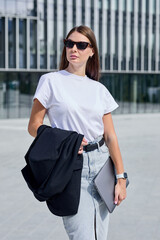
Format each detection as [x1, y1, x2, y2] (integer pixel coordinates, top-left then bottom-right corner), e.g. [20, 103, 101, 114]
[33, 70, 118, 142]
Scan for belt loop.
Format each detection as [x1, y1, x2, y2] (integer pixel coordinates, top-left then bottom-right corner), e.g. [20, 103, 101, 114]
[97, 141, 100, 152]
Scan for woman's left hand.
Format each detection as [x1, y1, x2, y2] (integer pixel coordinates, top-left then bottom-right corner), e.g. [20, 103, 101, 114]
[114, 179, 127, 206]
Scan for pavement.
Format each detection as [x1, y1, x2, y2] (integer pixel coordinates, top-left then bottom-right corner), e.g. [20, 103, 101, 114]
[0, 113, 160, 240]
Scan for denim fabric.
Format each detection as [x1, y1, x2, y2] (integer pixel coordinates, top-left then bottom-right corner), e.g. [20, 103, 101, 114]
[62, 135, 110, 240]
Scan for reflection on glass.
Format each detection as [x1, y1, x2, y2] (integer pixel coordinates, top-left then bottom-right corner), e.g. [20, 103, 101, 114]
[8, 18, 16, 68]
[19, 19, 26, 68]
[30, 20, 37, 68]
[0, 18, 5, 68]
[27, 0, 37, 16]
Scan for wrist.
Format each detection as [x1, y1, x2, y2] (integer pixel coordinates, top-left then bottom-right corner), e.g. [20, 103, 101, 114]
[116, 172, 128, 180]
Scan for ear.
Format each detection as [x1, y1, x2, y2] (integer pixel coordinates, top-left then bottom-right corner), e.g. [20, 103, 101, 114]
[90, 48, 95, 57]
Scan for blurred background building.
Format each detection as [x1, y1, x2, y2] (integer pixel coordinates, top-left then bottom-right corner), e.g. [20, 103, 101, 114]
[0, 0, 160, 118]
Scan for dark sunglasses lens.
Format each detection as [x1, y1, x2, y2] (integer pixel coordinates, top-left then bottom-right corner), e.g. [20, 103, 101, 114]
[77, 42, 88, 50]
[64, 40, 74, 48]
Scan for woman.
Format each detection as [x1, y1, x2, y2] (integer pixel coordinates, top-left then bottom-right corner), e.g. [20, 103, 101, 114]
[28, 25, 127, 240]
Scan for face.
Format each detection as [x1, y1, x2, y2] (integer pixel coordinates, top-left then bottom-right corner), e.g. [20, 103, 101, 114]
[65, 31, 94, 68]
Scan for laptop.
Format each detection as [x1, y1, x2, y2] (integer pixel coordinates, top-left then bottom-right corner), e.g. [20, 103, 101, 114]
[94, 157, 129, 213]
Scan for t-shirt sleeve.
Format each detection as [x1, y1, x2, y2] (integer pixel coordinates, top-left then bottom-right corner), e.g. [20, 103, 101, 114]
[103, 87, 119, 114]
[33, 74, 52, 109]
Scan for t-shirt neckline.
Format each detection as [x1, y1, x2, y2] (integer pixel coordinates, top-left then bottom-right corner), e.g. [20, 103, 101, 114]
[61, 70, 88, 80]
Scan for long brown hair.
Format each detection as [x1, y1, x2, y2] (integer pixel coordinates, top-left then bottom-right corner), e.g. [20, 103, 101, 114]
[59, 25, 100, 81]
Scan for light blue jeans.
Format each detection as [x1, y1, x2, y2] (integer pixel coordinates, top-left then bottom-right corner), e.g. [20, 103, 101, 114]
[62, 135, 110, 240]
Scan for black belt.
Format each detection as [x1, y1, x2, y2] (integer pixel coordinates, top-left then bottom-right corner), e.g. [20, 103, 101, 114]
[83, 137, 105, 152]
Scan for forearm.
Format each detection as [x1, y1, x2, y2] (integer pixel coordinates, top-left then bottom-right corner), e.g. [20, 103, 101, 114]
[105, 134, 124, 174]
[28, 121, 42, 138]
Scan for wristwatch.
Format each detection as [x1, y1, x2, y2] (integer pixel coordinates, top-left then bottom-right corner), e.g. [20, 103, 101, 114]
[116, 172, 128, 180]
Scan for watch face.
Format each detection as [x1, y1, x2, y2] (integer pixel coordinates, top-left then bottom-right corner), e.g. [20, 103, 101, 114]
[124, 172, 128, 179]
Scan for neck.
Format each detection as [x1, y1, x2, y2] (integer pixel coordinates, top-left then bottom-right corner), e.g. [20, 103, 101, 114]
[65, 64, 86, 77]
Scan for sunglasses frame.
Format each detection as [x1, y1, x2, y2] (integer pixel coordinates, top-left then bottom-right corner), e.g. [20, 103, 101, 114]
[64, 39, 93, 50]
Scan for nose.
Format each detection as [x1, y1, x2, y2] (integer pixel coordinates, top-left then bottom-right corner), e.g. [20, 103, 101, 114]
[71, 43, 78, 51]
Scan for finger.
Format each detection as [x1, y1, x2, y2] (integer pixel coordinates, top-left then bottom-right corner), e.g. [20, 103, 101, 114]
[82, 137, 88, 143]
[114, 191, 119, 205]
[78, 149, 83, 154]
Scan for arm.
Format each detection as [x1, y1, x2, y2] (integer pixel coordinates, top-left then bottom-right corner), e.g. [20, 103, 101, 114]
[102, 113, 126, 206]
[28, 99, 47, 137]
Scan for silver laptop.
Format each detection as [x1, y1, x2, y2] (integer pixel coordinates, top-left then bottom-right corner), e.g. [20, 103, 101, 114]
[94, 157, 129, 213]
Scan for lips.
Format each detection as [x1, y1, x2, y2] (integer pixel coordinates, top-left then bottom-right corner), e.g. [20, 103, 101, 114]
[70, 55, 78, 58]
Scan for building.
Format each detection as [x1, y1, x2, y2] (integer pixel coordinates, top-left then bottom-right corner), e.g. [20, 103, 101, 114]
[0, 0, 160, 118]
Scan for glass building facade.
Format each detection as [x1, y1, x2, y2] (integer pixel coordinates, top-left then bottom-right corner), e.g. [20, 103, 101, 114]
[0, 0, 160, 118]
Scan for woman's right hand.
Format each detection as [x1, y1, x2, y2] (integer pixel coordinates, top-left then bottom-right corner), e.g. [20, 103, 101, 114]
[78, 137, 88, 154]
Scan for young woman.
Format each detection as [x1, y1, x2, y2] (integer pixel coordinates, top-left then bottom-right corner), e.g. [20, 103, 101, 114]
[28, 25, 127, 240]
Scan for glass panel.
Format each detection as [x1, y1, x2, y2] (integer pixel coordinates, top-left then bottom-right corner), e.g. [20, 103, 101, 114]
[0, 73, 7, 118]
[67, 0, 73, 33]
[144, 1, 149, 70]
[0, 17, 5, 68]
[6, 0, 16, 15]
[105, 5, 110, 69]
[99, 0, 103, 68]
[63, 0, 67, 37]
[73, 0, 76, 27]
[53, 0, 57, 69]
[57, 1, 64, 67]
[151, 17, 156, 70]
[48, 0, 54, 69]
[17, 0, 27, 16]
[39, 0, 47, 69]
[19, 19, 27, 68]
[8, 18, 16, 68]
[30, 20, 37, 68]
[27, 0, 37, 16]
[112, 0, 118, 10]
[0, 0, 5, 15]
[137, 3, 141, 70]
[91, 0, 94, 30]
[121, 10, 126, 70]
[114, 9, 118, 70]
[150, 0, 156, 14]
[128, 0, 134, 12]
[6, 73, 20, 118]
[82, 0, 85, 25]
[100, 73, 160, 114]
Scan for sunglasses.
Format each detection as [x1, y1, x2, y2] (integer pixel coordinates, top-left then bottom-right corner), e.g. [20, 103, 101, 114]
[64, 39, 92, 50]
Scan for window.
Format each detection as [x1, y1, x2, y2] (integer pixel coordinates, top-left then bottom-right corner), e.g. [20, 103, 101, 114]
[0, 18, 5, 68]
[19, 19, 27, 68]
[8, 18, 16, 68]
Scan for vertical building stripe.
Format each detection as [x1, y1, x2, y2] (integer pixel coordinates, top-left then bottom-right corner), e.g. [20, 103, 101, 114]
[5, 16, 8, 69]
[155, 0, 159, 71]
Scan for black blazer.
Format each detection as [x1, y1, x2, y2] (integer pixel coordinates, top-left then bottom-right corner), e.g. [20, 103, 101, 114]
[21, 125, 84, 216]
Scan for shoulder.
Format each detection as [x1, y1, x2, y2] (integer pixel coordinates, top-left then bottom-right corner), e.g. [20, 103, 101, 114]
[38, 71, 64, 85]
[86, 76, 108, 91]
